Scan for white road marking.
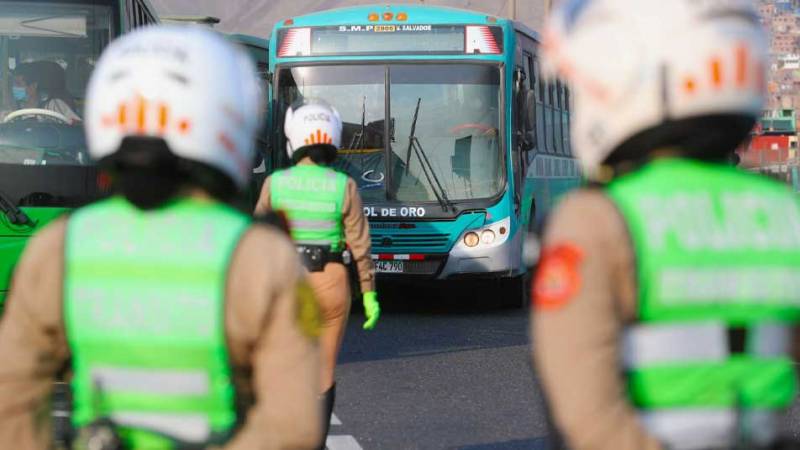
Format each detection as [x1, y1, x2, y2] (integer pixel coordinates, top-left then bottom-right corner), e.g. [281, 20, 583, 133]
[331, 413, 342, 426]
[326, 435, 363, 450]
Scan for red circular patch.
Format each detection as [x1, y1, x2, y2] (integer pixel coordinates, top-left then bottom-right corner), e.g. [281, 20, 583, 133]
[532, 244, 584, 310]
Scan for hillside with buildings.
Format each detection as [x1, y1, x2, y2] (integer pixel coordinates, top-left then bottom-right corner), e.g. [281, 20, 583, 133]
[740, 0, 800, 190]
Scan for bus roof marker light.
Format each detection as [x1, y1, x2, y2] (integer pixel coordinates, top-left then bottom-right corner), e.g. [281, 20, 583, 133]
[283, 19, 294, 26]
[369, 13, 379, 21]
[278, 27, 311, 57]
[466, 25, 500, 54]
[383, 12, 394, 21]
[397, 12, 408, 21]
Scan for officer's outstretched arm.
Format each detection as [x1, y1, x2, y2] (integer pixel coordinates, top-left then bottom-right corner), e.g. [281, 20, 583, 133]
[253, 177, 272, 216]
[530, 190, 662, 450]
[222, 226, 322, 450]
[341, 179, 379, 329]
[0, 220, 70, 450]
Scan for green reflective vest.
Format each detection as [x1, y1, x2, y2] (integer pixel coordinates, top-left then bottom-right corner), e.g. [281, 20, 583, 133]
[606, 158, 800, 412]
[64, 196, 250, 449]
[270, 164, 347, 251]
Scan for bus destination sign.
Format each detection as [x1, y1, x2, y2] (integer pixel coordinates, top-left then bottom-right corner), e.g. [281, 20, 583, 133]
[277, 25, 503, 57]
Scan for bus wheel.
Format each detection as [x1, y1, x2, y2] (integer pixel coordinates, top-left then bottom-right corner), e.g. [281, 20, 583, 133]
[500, 273, 531, 309]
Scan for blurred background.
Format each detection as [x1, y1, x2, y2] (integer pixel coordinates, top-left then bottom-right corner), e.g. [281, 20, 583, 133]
[149, 0, 549, 38]
[148, 0, 800, 188]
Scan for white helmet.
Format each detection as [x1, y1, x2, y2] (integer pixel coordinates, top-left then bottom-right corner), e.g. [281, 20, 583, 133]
[542, 0, 767, 175]
[85, 26, 262, 188]
[284, 99, 343, 160]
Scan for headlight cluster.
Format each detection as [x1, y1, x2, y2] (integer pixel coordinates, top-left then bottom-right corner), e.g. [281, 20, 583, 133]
[460, 217, 510, 249]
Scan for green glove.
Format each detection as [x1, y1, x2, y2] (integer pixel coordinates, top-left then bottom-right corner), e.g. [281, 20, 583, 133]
[362, 291, 380, 330]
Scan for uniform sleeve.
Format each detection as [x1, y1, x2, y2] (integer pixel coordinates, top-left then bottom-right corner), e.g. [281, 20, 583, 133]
[0, 219, 70, 450]
[341, 178, 375, 294]
[530, 190, 663, 450]
[253, 176, 272, 216]
[223, 226, 321, 450]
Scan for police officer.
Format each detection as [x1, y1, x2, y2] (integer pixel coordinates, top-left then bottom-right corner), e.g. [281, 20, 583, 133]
[531, 1, 800, 449]
[255, 99, 380, 444]
[0, 27, 321, 449]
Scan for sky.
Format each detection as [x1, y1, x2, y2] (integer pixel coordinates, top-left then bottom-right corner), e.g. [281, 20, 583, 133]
[148, 0, 548, 39]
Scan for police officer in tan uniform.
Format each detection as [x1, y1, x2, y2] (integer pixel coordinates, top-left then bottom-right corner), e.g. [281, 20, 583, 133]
[0, 27, 321, 450]
[255, 99, 379, 446]
[532, 1, 800, 449]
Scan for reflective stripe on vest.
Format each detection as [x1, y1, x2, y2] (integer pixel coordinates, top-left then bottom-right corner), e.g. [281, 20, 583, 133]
[270, 165, 347, 251]
[640, 409, 779, 450]
[111, 412, 210, 444]
[65, 197, 249, 449]
[622, 322, 790, 368]
[606, 159, 800, 444]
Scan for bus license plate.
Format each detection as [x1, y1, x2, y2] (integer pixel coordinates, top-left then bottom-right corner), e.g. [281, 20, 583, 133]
[375, 260, 404, 273]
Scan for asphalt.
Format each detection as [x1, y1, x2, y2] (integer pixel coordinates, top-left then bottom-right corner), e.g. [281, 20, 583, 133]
[331, 281, 800, 450]
[330, 281, 556, 450]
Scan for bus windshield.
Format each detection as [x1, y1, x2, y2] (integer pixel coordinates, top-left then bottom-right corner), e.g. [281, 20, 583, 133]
[0, 1, 112, 206]
[276, 63, 504, 205]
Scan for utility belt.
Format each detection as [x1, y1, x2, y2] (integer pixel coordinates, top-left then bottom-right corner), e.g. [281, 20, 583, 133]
[296, 244, 348, 272]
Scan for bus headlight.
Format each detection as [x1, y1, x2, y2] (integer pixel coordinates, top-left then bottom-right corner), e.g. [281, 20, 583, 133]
[455, 217, 511, 252]
[464, 232, 480, 247]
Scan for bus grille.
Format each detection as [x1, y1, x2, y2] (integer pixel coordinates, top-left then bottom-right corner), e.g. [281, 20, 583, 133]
[370, 233, 450, 251]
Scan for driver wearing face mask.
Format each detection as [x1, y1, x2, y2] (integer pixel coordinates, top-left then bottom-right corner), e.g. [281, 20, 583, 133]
[13, 61, 81, 124]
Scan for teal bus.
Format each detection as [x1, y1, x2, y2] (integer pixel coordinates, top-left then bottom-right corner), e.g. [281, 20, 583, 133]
[225, 33, 272, 203]
[268, 5, 581, 303]
[0, 0, 159, 311]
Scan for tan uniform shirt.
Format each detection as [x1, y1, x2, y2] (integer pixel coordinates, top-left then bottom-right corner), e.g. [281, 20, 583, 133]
[531, 188, 800, 450]
[0, 218, 321, 450]
[255, 173, 376, 294]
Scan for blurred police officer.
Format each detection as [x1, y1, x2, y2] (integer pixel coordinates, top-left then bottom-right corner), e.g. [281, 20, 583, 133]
[531, 1, 800, 449]
[0, 26, 321, 450]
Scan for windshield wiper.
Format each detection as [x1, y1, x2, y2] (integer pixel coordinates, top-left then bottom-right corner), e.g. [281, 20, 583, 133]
[404, 98, 452, 211]
[348, 96, 367, 150]
[0, 188, 35, 227]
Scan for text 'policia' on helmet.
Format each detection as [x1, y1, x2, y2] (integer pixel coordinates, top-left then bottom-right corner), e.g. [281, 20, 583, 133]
[84, 26, 263, 189]
[284, 98, 343, 161]
[542, 0, 767, 177]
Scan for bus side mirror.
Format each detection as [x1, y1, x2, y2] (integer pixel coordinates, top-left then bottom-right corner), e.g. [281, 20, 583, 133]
[523, 89, 537, 149]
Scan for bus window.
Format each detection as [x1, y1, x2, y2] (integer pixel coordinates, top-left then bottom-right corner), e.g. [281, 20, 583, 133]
[555, 80, 563, 155]
[389, 64, 503, 203]
[277, 65, 387, 203]
[532, 55, 545, 155]
[544, 81, 553, 154]
[0, 1, 113, 206]
[560, 82, 569, 155]
[565, 86, 571, 155]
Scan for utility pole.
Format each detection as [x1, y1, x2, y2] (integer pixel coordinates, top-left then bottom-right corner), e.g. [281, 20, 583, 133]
[509, 0, 516, 20]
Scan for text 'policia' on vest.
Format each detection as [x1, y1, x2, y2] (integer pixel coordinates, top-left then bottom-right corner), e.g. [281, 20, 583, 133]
[271, 164, 348, 255]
